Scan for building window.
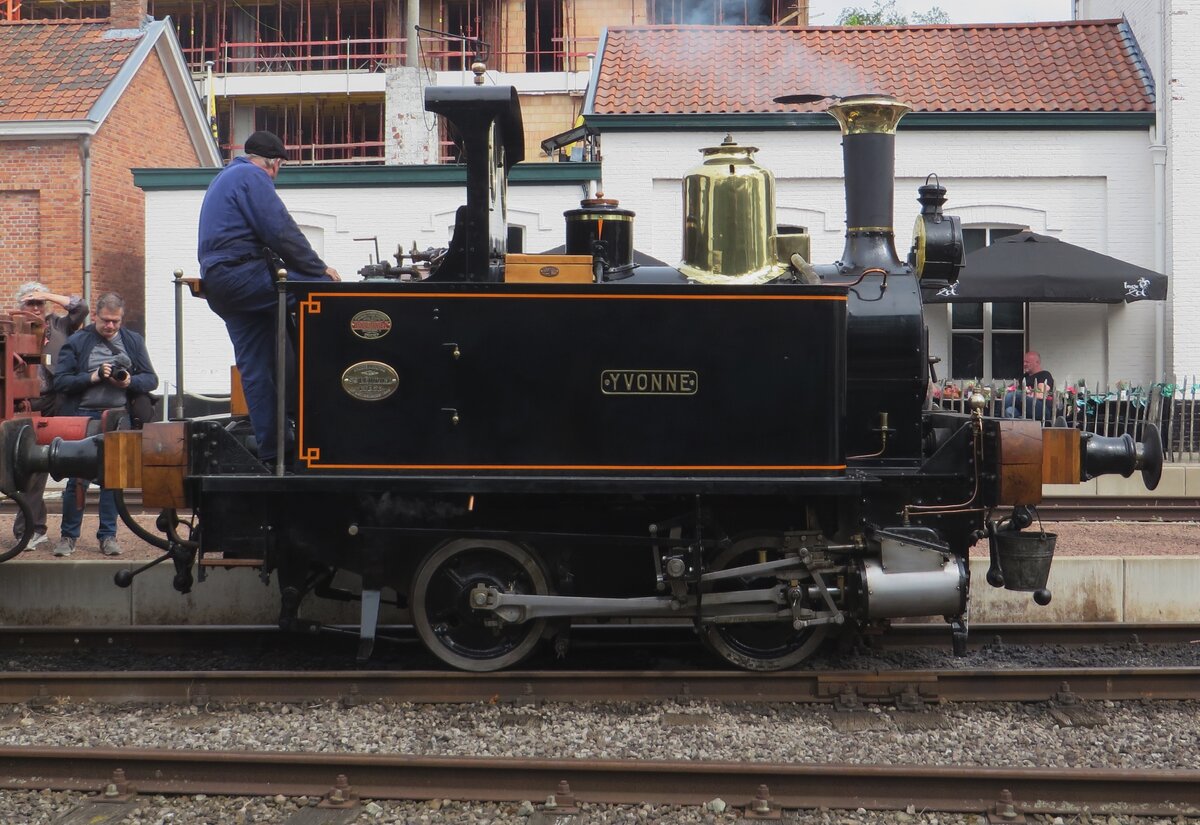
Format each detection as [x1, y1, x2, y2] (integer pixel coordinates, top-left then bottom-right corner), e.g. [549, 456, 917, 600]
[507, 224, 525, 254]
[526, 0, 562, 72]
[949, 226, 1026, 380]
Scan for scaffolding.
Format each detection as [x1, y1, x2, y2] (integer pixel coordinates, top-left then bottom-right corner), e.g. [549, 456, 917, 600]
[13, 0, 808, 161]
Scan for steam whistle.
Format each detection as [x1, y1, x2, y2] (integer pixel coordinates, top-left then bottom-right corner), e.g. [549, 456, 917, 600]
[1082, 423, 1164, 490]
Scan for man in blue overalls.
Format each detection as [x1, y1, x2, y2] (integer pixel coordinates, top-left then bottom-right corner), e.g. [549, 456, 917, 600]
[197, 130, 340, 465]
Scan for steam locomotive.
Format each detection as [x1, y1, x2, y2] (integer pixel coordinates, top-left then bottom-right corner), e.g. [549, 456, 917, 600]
[0, 80, 1163, 671]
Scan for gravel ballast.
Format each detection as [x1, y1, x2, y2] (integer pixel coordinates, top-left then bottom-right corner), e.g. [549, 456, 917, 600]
[1, 697, 1197, 823]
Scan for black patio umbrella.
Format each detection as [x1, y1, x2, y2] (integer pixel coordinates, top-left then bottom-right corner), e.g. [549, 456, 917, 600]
[922, 231, 1167, 304]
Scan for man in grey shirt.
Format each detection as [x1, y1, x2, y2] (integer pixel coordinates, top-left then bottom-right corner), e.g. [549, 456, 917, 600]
[51, 293, 158, 557]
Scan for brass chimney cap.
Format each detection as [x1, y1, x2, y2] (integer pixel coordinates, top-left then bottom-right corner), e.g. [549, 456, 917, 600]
[827, 94, 912, 136]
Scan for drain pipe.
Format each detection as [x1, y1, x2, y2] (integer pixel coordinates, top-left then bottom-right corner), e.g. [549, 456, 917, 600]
[1152, 1, 1167, 382]
[80, 135, 93, 309]
[406, 0, 418, 67]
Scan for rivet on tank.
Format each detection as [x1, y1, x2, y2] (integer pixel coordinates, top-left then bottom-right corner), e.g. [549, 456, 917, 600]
[678, 135, 789, 285]
[564, 193, 636, 281]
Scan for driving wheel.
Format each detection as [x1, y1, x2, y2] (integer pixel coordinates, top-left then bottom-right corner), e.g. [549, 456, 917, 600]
[411, 538, 550, 671]
[700, 535, 831, 671]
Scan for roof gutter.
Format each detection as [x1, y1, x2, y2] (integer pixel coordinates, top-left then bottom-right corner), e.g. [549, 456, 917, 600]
[583, 111, 1156, 131]
[0, 122, 100, 139]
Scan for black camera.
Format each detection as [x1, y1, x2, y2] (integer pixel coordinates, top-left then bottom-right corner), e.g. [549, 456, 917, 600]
[105, 363, 129, 382]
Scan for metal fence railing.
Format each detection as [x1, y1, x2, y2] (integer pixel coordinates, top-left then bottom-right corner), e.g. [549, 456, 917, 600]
[934, 377, 1200, 463]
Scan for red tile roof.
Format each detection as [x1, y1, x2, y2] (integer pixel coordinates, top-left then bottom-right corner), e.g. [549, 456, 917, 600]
[591, 21, 1154, 115]
[0, 20, 138, 121]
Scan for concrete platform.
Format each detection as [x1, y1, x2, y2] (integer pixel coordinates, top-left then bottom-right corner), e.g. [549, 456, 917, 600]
[1042, 463, 1200, 498]
[0, 557, 1195, 626]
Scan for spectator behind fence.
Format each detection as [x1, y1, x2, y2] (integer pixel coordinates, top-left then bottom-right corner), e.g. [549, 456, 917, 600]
[1004, 350, 1055, 421]
[10, 283, 88, 550]
[51, 293, 158, 558]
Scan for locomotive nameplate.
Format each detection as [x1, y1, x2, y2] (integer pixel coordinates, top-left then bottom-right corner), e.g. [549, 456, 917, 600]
[350, 309, 392, 339]
[601, 370, 698, 396]
[341, 361, 399, 401]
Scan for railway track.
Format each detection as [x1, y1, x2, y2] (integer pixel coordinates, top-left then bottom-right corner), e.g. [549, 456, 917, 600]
[1038, 496, 1200, 521]
[2, 664, 1198, 705]
[2, 747, 1197, 817]
[3, 625, 1196, 819]
[1, 621, 1194, 654]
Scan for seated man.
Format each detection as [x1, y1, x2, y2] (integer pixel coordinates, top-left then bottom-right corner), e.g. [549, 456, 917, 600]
[1004, 350, 1054, 421]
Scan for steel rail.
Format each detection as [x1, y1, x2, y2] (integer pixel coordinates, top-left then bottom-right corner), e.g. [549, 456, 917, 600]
[0, 622, 1196, 653]
[2, 667, 1198, 705]
[0, 747, 1196, 815]
[1038, 496, 1200, 521]
[883, 621, 1200, 647]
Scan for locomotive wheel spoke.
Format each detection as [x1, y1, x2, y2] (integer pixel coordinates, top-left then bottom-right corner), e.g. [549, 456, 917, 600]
[411, 538, 550, 671]
[700, 535, 830, 671]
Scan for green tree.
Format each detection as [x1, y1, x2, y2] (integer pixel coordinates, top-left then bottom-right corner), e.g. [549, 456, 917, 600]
[837, 0, 950, 25]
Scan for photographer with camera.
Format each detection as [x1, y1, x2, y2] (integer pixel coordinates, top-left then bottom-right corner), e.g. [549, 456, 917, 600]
[51, 292, 158, 557]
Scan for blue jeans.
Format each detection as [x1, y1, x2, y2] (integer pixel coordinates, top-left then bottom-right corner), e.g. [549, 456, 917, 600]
[219, 308, 297, 463]
[60, 409, 118, 540]
[221, 309, 280, 462]
[1003, 391, 1048, 421]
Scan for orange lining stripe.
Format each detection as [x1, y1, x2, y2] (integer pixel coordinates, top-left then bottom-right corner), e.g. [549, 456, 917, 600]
[297, 288, 844, 456]
[301, 463, 848, 471]
[302, 291, 847, 302]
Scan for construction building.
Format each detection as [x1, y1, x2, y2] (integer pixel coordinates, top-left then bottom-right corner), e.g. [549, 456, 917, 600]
[7, 0, 809, 164]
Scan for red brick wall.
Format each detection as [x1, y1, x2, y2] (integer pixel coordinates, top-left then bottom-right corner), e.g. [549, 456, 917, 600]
[0, 141, 83, 309]
[0, 192, 42, 289]
[91, 46, 200, 330]
[0, 41, 199, 333]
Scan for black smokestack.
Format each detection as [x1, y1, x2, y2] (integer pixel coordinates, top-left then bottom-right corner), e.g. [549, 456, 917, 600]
[826, 95, 912, 273]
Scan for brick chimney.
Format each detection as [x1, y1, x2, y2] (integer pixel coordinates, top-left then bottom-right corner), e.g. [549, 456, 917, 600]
[109, 0, 148, 30]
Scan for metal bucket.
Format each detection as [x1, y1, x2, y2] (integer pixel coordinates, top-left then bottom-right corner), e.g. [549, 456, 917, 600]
[994, 531, 1056, 592]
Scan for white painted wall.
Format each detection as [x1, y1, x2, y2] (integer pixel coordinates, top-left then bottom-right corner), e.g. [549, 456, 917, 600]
[1081, 0, 1200, 378]
[600, 124, 1160, 386]
[143, 181, 588, 395]
[1162, 1, 1200, 376]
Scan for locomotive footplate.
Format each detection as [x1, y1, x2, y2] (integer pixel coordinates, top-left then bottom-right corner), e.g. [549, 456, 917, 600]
[194, 473, 869, 495]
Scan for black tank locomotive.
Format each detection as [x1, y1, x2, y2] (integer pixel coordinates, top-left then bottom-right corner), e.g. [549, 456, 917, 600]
[0, 86, 1163, 671]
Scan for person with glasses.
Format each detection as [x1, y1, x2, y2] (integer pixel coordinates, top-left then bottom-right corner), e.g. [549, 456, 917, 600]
[51, 292, 158, 557]
[9, 282, 88, 550]
[197, 130, 340, 467]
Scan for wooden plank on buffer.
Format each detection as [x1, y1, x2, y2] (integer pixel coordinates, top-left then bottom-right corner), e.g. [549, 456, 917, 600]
[1041, 427, 1082, 485]
[103, 430, 143, 489]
